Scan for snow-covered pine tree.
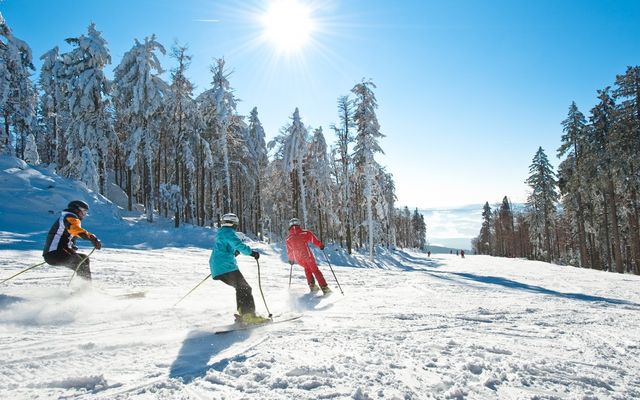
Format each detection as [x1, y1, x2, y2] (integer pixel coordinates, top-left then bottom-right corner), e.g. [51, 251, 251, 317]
[380, 169, 397, 248]
[278, 108, 309, 226]
[305, 127, 335, 241]
[411, 208, 426, 250]
[39, 46, 69, 166]
[196, 58, 241, 217]
[588, 87, 624, 273]
[113, 35, 168, 220]
[495, 196, 515, 257]
[78, 146, 99, 192]
[0, 13, 36, 158]
[525, 147, 559, 261]
[557, 101, 590, 268]
[247, 107, 269, 237]
[613, 66, 640, 274]
[261, 157, 290, 239]
[164, 43, 203, 227]
[330, 95, 354, 254]
[478, 202, 493, 254]
[62, 23, 116, 193]
[352, 79, 385, 260]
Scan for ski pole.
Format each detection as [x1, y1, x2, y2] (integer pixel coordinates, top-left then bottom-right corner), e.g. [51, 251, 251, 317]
[322, 249, 344, 295]
[288, 262, 293, 289]
[1, 261, 47, 285]
[67, 248, 95, 287]
[173, 273, 211, 307]
[256, 258, 272, 318]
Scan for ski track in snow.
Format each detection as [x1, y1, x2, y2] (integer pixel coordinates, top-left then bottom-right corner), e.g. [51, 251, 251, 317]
[1, 247, 640, 399]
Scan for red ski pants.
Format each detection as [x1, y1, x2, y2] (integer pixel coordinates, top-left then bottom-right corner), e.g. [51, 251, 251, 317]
[298, 258, 327, 287]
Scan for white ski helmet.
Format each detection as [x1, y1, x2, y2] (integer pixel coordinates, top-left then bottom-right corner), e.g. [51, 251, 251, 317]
[221, 213, 239, 227]
[289, 217, 301, 228]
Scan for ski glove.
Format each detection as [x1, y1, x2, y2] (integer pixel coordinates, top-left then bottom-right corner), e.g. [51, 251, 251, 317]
[319, 244, 325, 250]
[234, 250, 240, 257]
[251, 251, 260, 260]
[288, 260, 294, 265]
[91, 237, 102, 250]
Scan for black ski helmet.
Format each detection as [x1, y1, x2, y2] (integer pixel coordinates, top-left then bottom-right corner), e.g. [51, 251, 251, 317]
[67, 200, 89, 213]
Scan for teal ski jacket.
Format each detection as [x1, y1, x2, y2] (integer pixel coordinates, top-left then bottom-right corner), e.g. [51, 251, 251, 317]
[209, 226, 253, 278]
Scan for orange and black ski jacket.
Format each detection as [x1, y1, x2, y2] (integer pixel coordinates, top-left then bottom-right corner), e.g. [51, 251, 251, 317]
[43, 211, 95, 255]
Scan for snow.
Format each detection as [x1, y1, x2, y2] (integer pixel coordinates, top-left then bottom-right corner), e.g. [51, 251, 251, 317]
[1, 156, 640, 399]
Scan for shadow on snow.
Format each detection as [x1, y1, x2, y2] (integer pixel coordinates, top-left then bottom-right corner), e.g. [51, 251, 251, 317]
[425, 269, 640, 307]
[169, 329, 251, 384]
[0, 293, 24, 307]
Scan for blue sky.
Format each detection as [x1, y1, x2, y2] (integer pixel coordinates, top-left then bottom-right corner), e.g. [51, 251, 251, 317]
[3, 0, 640, 209]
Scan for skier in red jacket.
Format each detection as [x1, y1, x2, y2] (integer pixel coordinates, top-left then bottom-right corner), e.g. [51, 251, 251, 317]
[285, 218, 331, 295]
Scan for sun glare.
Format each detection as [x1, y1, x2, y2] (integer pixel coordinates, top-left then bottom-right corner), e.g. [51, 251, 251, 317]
[261, 0, 314, 53]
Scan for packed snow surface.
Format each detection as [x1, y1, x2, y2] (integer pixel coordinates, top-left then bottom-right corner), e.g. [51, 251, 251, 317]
[1, 156, 640, 399]
[1, 249, 639, 399]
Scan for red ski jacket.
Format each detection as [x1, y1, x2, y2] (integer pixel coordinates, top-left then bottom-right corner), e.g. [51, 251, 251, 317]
[285, 225, 323, 263]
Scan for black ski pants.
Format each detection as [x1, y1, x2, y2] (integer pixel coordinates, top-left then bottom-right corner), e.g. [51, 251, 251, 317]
[214, 270, 255, 315]
[43, 250, 92, 281]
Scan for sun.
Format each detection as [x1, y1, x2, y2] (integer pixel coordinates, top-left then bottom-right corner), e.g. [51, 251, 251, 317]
[261, 0, 315, 53]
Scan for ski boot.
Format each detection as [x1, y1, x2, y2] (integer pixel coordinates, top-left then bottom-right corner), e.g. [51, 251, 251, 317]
[321, 285, 332, 296]
[237, 312, 270, 325]
[309, 282, 320, 293]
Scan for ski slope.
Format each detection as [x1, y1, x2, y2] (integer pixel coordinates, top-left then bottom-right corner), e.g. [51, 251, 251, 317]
[1, 156, 640, 399]
[1, 248, 639, 399]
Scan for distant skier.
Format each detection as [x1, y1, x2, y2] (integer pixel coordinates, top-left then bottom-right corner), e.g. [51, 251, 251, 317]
[42, 200, 101, 281]
[286, 218, 331, 295]
[460, 250, 465, 258]
[427, 251, 431, 257]
[209, 213, 269, 325]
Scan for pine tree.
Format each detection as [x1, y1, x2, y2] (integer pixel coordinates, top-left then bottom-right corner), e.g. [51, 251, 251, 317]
[38, 47, 68, 165]
[412, 208, 426, 250]
[113, 35, 168, 220]
[588, 88, 624, 273]
[305, 127, 334, 241]
[246, 107, 269, 237]
[163, 43, 203, 227]
[478, 202, 492, 255]
[331, 95, 354, 254]
[557, 101, 590, 268]
[0, 13, 36, 158]
[62, 23, 116, 193]
[525, 147, 559, 261]
[274, 108, 309, 226]
[352, 79, 385, 260]
[613, 66, 640, 274]
[495, 196, 515, 257]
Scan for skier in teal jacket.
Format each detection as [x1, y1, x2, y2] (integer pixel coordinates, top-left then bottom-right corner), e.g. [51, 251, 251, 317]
[209, 213, 269, 324]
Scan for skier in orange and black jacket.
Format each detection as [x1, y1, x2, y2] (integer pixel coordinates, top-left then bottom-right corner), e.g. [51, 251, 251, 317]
[43, 200, 101, 281]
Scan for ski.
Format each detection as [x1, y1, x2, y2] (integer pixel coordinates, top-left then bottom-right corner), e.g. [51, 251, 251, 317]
[92, 289, 147, 299]
[111, 291, 146, 299]
[214, 314, 302, 334]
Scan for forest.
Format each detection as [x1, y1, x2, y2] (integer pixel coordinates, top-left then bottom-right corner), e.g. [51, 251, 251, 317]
[0, 16, 427, 257]
[473, 66, 640, 275]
